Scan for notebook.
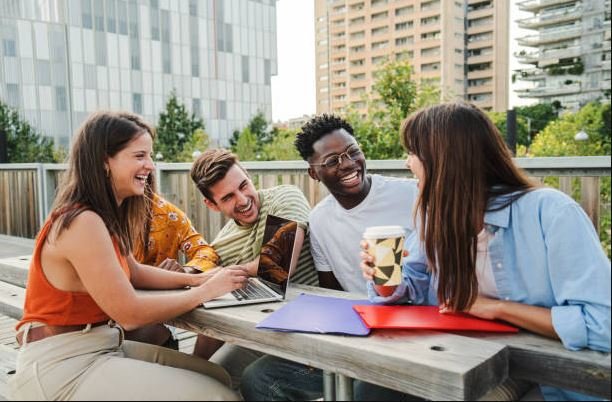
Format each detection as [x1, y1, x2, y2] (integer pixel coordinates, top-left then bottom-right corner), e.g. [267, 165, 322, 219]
[256, 294, 372, 336]
[353, 305, 518, 333]
[203, 215, 300, 308]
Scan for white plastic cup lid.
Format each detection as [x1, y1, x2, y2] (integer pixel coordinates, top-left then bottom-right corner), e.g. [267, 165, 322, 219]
[363, 225, 405, 239]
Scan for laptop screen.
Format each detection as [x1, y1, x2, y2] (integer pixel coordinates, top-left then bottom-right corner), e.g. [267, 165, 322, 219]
[257, 215, 298, 296]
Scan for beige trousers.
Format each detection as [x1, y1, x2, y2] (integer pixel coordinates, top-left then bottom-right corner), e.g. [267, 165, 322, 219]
[9, 323, 240, 401]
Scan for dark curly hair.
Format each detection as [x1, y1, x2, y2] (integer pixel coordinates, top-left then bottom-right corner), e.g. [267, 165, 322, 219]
[294, 114, 354, 161]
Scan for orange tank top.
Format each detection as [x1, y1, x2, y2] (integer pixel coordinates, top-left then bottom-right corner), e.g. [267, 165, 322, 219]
[17, 208, 131, 331]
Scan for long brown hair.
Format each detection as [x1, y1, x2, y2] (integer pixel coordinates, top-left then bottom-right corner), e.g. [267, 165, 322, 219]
[401, 103, 535, 311]
[51, 111, 155, 255]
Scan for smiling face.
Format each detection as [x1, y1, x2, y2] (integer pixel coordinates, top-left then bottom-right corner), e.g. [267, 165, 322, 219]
[308, 129, 370, 207]
[105, 132, 154, 205]
[204, 164, 261, 226]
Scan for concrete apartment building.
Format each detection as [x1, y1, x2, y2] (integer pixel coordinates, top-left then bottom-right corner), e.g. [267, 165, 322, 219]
[315, 0, 509, 115]
[514, 0, 611, 110]
[0, 0, 277, 148]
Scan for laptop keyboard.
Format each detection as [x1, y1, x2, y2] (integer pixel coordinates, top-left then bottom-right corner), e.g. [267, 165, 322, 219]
[232, 280, 277, 301]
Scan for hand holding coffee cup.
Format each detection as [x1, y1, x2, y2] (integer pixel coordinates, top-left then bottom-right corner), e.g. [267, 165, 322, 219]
[362, 226, 406, 297]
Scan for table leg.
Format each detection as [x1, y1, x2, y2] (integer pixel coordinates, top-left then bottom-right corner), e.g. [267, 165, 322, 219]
[335, 374, 353, 401]
[323, 371, 336, 401]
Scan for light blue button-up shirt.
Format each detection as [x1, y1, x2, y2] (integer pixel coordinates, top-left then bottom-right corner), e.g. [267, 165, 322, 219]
[368, 188, 611, 401]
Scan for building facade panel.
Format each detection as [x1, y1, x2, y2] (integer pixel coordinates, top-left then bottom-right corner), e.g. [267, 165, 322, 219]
[0, 0, 277, 148]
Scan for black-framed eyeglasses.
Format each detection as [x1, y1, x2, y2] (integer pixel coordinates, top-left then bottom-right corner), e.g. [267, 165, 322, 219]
[310, 147, 363, 169]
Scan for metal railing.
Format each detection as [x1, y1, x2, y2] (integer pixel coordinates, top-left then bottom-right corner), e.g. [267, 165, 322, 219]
[1, 157, 610, 241]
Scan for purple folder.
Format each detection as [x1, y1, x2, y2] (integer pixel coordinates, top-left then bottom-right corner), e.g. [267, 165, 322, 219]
[256, 294, 371, 336]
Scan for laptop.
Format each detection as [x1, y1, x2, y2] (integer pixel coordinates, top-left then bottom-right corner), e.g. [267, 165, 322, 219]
[203, 215, 300, 308]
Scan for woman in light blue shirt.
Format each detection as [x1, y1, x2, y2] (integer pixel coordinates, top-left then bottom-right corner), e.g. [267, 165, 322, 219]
[361, 103, 610, 401]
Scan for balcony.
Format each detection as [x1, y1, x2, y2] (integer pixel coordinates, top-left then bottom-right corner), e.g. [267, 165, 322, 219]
[516, 81, 582, 97]
[517, 6, 582, 29]
[515, 68, 547, 81]
[517, 27, 582, 46]
[515, 45, 582, 65]
[517, 0, 577, 13]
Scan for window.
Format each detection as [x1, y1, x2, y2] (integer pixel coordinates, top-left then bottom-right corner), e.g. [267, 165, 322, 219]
[95, 32, 107, 65]
[130, 36, 141, 70]
[350, 73, 366, 80]
[372, 40, 388, 50]
[421, 46, 440, 57]
[82, 0, 93, 29]
[350, 59, 365, 67]
[55, 86, 67, 111]
[218, 100, 227, 119]
[371, 0, 388, 7]
[264, 59, 271, 85]
[132, 93, 142, 114]
[117, 1, 128, 35]
[2, 39, 16, 57]
[189, 0, 198, 16]
[395, 21, 413, 31]
[421, 62, 440, 72]
[421, 0, 440, 11]
[94, 0, 104, 31]
[192, 98, 201, 117]
[242, 55, 249, 83]
[421, 31, 440, 41]
[372, 55, 386, 64]
[350, 31, 365, 40]
[150, 7, 160, 40]
[37, 61, 52, 86]
[6, 84, 20, 107]
[350, 45, 365, 53]
[371, 11, 388, 21]
[396, 50, 413, 60]
[350, 16, 365, 25]
[371, 26, 388, 36]
[395, 6, 414, 17]
[395, 36, 413, 46]
[350, 2, 364, 11]
[421, 16, 439, 26]
[106, 0, 116, 33]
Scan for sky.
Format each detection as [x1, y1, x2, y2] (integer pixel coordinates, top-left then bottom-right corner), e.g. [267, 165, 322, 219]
[270, 1, 534, 122]
[271, 0, 316, 122]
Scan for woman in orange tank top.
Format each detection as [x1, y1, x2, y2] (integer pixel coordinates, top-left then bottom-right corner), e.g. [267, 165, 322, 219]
[10, 111, 248, 401]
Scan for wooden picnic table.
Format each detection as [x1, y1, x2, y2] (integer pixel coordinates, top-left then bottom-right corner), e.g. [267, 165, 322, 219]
[0, 253, 609, 401]
[160, 284, 611, 401]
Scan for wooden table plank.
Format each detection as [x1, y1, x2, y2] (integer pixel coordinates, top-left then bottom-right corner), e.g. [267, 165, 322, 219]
[165, 285, 509, 400]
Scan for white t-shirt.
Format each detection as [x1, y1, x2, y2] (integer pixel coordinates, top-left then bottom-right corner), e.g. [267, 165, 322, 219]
[476, 228, 499, 299]
[309, 174, 419, 295]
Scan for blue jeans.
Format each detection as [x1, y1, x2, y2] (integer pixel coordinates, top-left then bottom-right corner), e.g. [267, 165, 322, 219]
[241, 355, 413, 401]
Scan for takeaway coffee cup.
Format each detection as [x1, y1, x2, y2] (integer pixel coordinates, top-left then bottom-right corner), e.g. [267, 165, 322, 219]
[363, 226, 405, 295]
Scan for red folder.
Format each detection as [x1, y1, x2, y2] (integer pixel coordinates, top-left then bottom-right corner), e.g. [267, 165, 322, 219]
[353, 305, 518, 333]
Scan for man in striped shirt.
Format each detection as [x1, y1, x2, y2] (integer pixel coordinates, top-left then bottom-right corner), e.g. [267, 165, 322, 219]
[189, 148, 316, 388]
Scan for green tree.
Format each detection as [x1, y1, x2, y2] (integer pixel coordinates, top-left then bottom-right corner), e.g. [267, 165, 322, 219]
[177, 128, 211, 162]
[230, 111, 273, 154]
[261, 127, 301, 161]
[528, 102, 610, 157]
[234, 128, 258, 161]
[487, 103, 559, 148]
[0, 101, 55, 162]
[526, 102, 611, 257]
[349, 60, 440, 159]
[155, 91, 204, 162]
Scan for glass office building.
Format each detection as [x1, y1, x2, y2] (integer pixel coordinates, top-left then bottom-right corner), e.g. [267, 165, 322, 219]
[0, 0, 277, 147]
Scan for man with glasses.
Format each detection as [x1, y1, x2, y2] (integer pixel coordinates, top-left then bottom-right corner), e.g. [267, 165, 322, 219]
[240, 114, 419, 401]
